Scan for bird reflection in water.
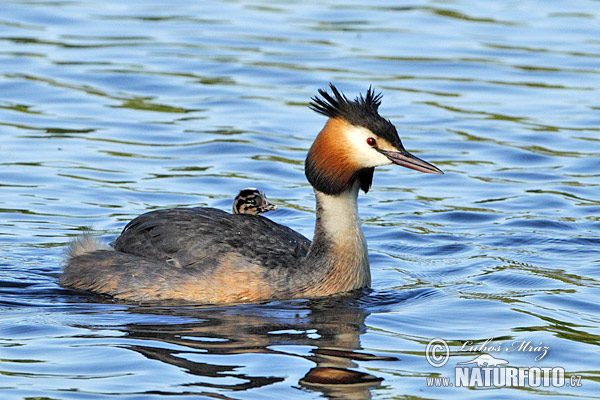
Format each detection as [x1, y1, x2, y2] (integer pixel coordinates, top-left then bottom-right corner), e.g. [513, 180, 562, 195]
[104, 292, 398, 399]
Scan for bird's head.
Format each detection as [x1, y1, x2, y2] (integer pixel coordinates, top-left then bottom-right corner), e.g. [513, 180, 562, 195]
[233, 188, 277, 215]
[305, 84, 443, 195]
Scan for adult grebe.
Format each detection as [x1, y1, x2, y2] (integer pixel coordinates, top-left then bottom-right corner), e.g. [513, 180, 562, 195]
[233, 188, 277, 215]
[60, 84, 443, 303]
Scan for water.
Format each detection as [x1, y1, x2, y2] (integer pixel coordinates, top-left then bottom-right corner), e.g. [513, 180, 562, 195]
[1, 0, 599, 398]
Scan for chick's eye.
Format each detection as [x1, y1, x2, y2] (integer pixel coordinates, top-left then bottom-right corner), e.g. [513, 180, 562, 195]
[366, 137, 377, 146]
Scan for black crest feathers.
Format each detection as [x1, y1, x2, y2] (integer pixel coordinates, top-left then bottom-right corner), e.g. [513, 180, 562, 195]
[309, 83, 383, 121]
[308, 84, 399, 149]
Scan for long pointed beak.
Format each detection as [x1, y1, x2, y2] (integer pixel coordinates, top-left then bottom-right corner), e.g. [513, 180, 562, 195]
[378, 149, 444, 174]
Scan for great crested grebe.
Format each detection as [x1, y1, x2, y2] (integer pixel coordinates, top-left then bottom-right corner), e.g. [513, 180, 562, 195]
[60, 84, 443, 304]
[233, 188, 277, 215]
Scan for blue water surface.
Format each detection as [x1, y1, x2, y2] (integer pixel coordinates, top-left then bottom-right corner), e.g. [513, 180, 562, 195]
[1, 1, 599, 399]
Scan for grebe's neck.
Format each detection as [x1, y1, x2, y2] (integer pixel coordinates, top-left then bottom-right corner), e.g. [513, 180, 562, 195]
[302, 180, 371, 295]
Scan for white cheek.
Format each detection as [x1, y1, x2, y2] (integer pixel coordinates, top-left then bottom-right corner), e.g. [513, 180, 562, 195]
[344, 125, 392, 167]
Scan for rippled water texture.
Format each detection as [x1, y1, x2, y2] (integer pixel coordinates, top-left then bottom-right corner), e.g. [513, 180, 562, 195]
[1, 1, 599, 399]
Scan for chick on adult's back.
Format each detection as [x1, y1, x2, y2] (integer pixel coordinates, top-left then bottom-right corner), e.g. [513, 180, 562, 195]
[60, 84, 443, 304]
[232, 188, 277, 215]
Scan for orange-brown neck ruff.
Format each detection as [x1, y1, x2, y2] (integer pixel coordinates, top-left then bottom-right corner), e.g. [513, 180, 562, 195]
[305, 118, 374, 195]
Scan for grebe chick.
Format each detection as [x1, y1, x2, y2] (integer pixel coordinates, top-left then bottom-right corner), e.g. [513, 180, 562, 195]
[61, 84, 443, 304]
[233, 188, 277, 215]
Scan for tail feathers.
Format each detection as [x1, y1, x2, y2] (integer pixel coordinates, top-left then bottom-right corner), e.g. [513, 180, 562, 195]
[67, 234, 111, 259]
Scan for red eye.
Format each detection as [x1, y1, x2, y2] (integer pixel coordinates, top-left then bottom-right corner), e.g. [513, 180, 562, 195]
[367, 137, 377, 146]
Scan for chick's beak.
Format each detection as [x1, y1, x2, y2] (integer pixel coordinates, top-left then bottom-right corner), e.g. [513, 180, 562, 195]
[378, 148, 444, 174]
[258, 199, 278, 213]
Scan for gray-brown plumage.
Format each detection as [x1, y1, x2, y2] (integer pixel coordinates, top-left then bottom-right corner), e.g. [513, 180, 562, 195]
[61, 84, 443, 304]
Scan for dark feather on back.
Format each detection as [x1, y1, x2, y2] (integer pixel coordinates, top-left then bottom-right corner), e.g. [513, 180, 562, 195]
[114, 207, 311, 271]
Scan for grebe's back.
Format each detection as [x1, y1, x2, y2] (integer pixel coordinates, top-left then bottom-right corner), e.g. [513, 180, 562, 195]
[115, 207, 310, 266]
